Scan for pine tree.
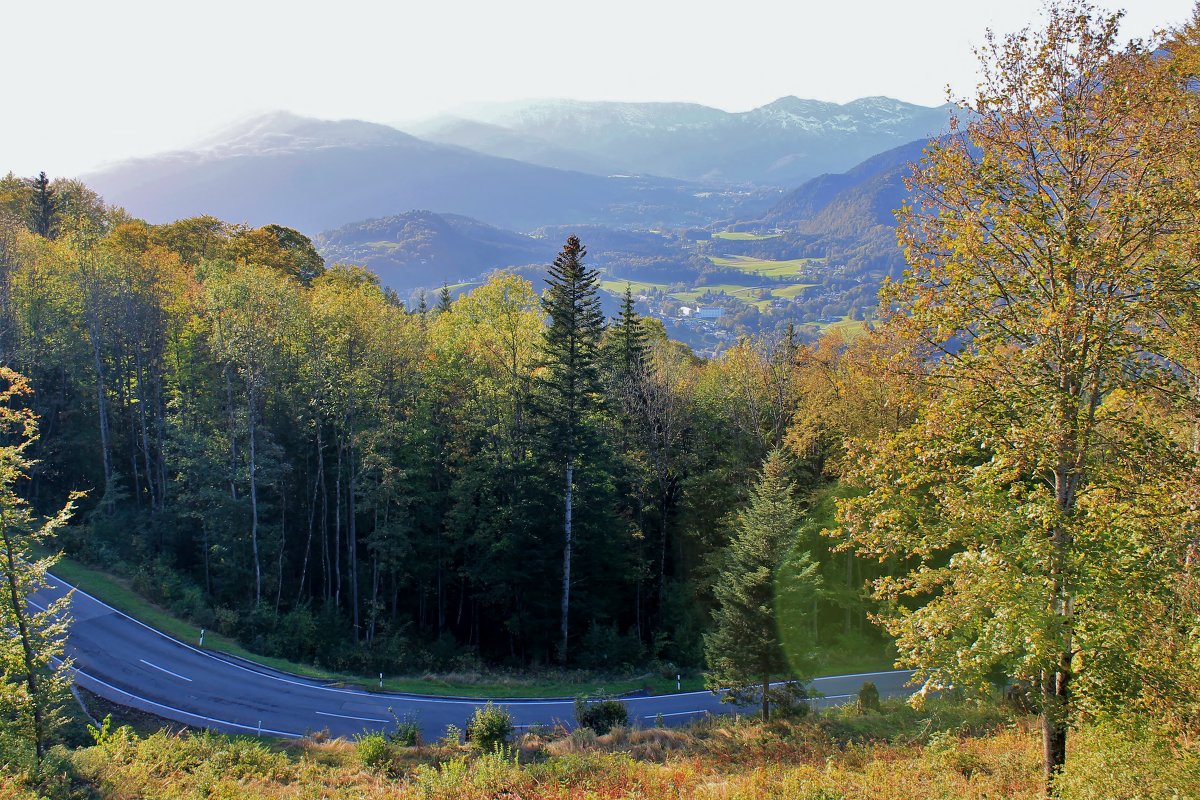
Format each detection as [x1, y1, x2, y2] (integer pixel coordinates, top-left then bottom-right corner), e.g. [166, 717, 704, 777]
[436, 283, 453, 314]
[26, 172, 57, 239]
[704, 449, 820, 721]
[611, 284, 648, 378]
[539, 235, 605, 662]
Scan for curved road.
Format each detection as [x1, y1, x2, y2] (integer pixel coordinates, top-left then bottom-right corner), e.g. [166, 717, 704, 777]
[33, 576, 913, 740]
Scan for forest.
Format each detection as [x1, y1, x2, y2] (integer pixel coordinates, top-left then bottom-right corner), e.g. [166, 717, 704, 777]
[0, 175, 890, 676]
[3, 2, 1200, 797]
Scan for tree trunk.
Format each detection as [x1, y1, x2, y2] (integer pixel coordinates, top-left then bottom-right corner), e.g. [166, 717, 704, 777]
[247, 375, 262, 605]
[1041, 667, 1069, 797]
[1, 519, 46, 764]
[88, 327, 113, 506]
[761, 673, 770, 723]
[348, 434, 359, 641]
[560, 460, 573, 663]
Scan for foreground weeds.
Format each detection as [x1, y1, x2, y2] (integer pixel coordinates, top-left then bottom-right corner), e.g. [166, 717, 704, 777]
[13, 701, 1198, 799]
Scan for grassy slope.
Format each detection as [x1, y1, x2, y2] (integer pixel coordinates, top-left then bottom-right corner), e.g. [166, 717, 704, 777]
[711, 231, 782, 241]
[47, 700, 1140, 800]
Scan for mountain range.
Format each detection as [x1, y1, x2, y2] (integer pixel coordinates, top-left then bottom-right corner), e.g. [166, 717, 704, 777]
[407, 96, 951, 185]
[84, 112, 768, 234]
[83, 97, 951, 237]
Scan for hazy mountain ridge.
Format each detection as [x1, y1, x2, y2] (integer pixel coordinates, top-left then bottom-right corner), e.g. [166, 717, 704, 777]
[411, 96, 952, 185]
[84, 113, 770, 234]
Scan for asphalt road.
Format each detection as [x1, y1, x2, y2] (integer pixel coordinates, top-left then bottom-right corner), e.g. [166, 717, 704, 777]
[32, 575, 914, 740]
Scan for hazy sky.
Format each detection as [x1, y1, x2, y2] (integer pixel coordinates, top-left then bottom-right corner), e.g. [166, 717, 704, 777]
[4, 0, 1194, 177]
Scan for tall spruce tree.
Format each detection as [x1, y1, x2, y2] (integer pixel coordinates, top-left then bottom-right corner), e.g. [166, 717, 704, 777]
[611, 284, 648, 378]
[27, 172, 57, 240]
[705, 448, 820, 721]
[540, 235, 605, 662]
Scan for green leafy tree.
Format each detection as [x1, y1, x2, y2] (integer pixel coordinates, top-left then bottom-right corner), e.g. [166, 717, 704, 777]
[705, 449, 820, 721]
[838, 3, 1200, 792]
[0, 369, 78, 775]
[539, 236, 605, 662]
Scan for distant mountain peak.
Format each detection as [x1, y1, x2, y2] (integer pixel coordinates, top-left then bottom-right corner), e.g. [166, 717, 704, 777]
[189, 111, 420, 159]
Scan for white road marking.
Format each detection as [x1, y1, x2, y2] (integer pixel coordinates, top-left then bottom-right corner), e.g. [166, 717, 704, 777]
[67, 664, 301, 738]
[648, 709, 708, 718]
[140, 659, 192, 682]
[316, 710, 390, 723]
[38, 572, 917, 737]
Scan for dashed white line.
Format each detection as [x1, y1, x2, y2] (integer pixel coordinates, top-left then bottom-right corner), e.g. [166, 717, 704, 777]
[316, 710, 390, 724]
[140, 659, 192, 682]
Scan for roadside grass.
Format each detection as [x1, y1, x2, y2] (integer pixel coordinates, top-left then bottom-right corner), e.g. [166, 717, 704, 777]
[711, 231, 783, 241]
[56, 698, 1124, 800]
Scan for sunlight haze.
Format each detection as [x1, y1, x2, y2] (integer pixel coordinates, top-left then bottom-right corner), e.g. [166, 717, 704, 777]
[3, 0, 1193, 176]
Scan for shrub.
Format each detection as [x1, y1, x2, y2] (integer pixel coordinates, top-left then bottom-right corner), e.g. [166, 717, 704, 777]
[1055, 723, 1200, 800]
[856, 681, 881, 714]
[390, 713, 422, 747]
[574, 697, 629, 735]
[440, 724, 462, 747]
[466, 702, 514, 752]
[355, 732, 393, 772]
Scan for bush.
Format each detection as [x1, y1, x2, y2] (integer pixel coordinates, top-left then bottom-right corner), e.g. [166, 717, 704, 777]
[466, 702, 514, 752]
[355, 732, 393, 772]
[856, 681, 881, 714]
[390, 713, 422, 747]
[574, 697, 629, 735]
[1055, 723, 1200, 800]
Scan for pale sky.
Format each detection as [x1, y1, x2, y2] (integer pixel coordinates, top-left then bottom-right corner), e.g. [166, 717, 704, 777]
[3, 0, 1194, 178]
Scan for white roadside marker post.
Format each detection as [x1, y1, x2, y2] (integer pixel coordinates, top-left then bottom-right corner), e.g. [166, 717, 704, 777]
[199, 628, 205, 647]
[379, 673, 384, 690]
[677, 674, 681, 692]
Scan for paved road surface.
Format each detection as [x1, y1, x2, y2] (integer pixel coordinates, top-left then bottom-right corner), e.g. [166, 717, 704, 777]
[33, 575, 914, 740]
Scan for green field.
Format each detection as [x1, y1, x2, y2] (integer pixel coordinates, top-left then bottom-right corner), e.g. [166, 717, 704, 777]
[670, 281, 816, 308]
[710, 256, 815, 278]
[770, 283, 817, 300]
[818, 316, 869, 338]
[711, 231, 783, 241]
[600, 279, 669, 295]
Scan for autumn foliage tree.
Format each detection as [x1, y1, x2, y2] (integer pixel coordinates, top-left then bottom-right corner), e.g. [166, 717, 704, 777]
[837, 3, 1200, 793]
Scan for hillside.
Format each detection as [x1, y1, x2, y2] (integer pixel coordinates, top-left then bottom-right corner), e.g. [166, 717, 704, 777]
[83, 112, 767, 234]
[315, 211, 547, 289]
[412, 96, 952, 185]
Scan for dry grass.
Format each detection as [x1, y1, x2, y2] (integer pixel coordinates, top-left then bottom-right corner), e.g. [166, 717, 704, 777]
[38, 705, 1199, 799]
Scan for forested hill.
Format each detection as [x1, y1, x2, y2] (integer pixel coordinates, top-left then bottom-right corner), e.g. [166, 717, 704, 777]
[314, 211, 546, 289]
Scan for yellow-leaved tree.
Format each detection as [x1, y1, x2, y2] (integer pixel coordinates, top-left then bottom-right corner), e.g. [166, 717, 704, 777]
[837, 2, 1200, 794]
